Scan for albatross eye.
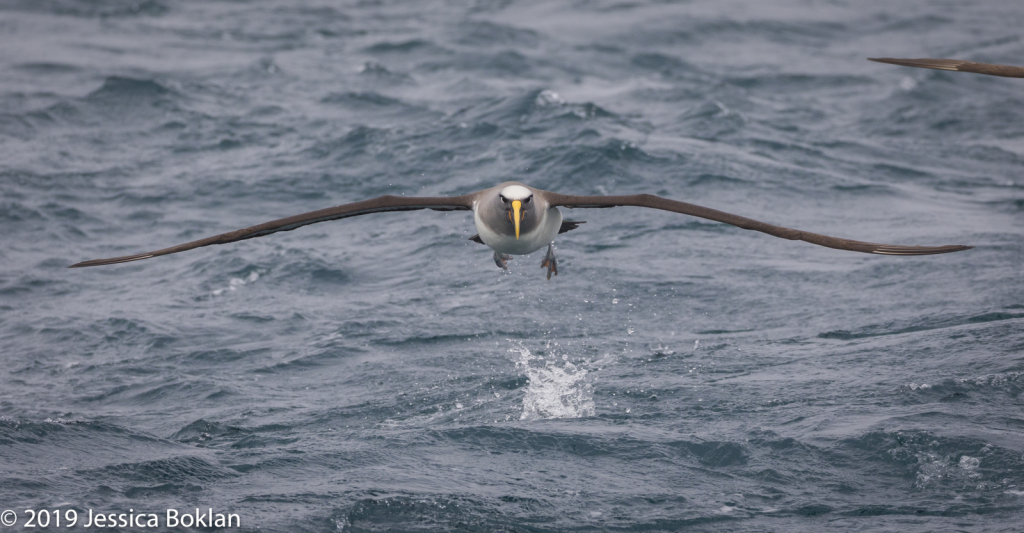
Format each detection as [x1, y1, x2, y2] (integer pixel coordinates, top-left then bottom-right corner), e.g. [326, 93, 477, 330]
[524, 196, 532, 203]
[500, 195, 507, 203]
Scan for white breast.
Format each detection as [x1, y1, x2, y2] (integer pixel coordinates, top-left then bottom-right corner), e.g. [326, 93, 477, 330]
[474, 205, 562, 256]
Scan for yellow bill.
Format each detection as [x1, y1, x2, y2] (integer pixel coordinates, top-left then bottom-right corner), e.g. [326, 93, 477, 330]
[512, 200, 521, 239]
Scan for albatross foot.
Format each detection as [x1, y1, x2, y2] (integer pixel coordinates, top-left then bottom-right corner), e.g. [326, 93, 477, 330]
[493, 251, 513, 270]
[540, 243, 558, 280]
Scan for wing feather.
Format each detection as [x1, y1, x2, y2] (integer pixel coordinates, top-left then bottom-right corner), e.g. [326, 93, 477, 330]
[70, 194, 474, 267]
[545, 193, 970, 256]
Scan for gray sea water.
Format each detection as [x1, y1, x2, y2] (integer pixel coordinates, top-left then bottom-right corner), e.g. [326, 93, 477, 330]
[2, 0, 1023, 531]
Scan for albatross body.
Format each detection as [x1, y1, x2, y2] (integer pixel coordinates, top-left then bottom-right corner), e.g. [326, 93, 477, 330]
[474, 184, 561, 255]
[473, 183, 563, 275]
[70, 182, 971, 278]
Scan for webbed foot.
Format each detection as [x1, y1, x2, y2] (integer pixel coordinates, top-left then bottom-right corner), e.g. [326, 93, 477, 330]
[493, 251, 513, 270]
[540, 243, 558, 280]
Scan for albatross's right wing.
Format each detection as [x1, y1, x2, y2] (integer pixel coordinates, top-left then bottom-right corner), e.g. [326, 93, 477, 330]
[868, 58, 1024, 78]
[70, 194, 475, 268]
[545, 193, 971, 256]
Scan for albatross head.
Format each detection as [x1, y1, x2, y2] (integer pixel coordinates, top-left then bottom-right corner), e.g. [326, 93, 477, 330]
[497, 184, 534, 239]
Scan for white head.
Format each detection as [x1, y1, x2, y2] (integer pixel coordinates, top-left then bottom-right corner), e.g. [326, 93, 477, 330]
[499, 184, 532, 201]
[494, 184, 536, 240]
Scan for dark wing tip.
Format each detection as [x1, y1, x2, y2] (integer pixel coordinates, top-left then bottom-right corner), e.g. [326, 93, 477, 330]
[870, 244, 972, 256]
[868, 57, 965, 71]
[868, 58, 1024, 77]
[69, 253, 155, 268]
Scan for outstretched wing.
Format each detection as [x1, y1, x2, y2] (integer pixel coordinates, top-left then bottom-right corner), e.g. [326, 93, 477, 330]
[545, 193, 971, 256]
[70, 194, 475, 267]
[868, 58, 1024, 78]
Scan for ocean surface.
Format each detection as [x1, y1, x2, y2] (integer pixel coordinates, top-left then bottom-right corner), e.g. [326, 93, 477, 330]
[2, 0, 1023, 531]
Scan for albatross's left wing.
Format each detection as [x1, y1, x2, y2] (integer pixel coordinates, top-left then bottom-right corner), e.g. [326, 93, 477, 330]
[70, 194, 475, 267]
[545, 193, 971, 256]
[868, 58, 1024, 78]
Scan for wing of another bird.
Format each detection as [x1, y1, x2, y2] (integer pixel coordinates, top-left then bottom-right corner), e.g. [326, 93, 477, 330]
[70, 195, 475, 267]
[868, 58, 1024, 78]
[546, 192, 971, 256]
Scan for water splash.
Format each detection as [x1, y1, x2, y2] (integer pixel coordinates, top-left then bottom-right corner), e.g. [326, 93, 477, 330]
[511, 343, 595, 421]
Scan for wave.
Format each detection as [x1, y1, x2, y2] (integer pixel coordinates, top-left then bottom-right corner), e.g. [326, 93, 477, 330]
[6, 0, 168, 18]
[838, 429, 1024, 496]
[819, 308, 1024, 340]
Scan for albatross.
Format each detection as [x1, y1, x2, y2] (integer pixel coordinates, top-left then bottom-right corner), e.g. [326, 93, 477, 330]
[70, 182, 972, 279]
[869, 58, 1024, 78]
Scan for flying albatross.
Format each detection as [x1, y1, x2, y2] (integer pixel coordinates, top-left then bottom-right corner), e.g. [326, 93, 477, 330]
[869, 57, 1024, 78]
[70, 182, 972, 279]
